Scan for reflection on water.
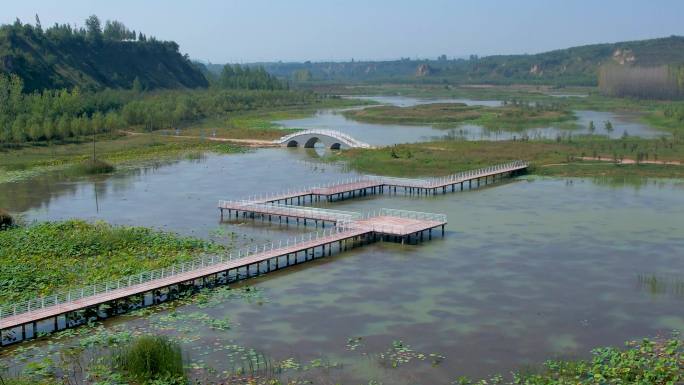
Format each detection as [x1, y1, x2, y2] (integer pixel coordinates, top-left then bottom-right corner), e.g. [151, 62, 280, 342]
[277, 96, 667, 145]
[1, 150, 683, 383]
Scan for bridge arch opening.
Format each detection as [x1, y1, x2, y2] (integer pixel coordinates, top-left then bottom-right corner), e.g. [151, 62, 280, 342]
[287, 140, 299, 147]
[330, 143, 341, 150]
[304, 137, 320, 148]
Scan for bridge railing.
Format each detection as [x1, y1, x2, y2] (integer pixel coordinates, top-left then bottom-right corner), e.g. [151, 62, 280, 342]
[424, 160, 529, 187]
[353, 221, 438, 236]
[364, 175, 428, 188]
[360, 208, 447, 223]
[219, 200, 361, 222]
[0, 225, 358, 322]
[364, 161, 527, 189]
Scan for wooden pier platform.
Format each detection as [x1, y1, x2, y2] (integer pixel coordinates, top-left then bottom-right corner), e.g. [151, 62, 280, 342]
[0, 161, 524, 346]
[0, 214, 445, 345]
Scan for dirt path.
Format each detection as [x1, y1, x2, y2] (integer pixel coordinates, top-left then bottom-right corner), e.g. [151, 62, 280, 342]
[542, 157, 682, 168]
[576, 156, 681, 165]
[120, 130, 280, 148]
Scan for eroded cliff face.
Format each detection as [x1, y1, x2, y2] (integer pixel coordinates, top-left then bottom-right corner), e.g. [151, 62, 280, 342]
[612, 48, 636, 65]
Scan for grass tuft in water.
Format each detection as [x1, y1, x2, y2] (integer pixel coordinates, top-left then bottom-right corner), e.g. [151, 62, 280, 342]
[73, 159, 116, 175]
[114, 335, 186, 384]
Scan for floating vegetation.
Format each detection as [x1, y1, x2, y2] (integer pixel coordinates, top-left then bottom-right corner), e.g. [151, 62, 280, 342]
[378, 340, 445, 368]
[453, 337, 683, 385]
[157, 311, 232, 331]
[346, 336, 364, 351]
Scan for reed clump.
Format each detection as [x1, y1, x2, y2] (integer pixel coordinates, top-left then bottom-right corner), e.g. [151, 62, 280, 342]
[75, 159, 115, 175]
[114, 335, 186, 384]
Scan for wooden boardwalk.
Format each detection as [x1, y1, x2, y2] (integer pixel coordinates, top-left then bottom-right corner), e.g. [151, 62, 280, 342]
[0, 228, 372, 337]
[0, 214, 445, 345]
[0, 161, 524, 346]
[249, 161, 528, 205]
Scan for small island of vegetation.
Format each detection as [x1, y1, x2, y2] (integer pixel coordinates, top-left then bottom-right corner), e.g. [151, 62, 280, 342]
[344, 101, 577, 130]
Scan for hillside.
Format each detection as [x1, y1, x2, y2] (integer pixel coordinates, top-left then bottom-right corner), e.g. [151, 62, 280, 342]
[235, 35, 684, 86]
[0, 18, 208, 92]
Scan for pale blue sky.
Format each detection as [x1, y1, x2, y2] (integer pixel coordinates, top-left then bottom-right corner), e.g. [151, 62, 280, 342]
[3, 0, 683, 63]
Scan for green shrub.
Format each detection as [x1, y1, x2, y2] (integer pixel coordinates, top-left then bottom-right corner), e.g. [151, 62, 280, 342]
[114, 335, 186, 384]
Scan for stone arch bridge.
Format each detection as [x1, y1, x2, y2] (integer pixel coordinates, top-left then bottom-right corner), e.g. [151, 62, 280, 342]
[277, 129, 372, 149]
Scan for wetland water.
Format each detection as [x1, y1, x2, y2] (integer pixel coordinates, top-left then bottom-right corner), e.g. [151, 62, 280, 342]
[1, 147, 684, 383]
[277, 96, 668, 144]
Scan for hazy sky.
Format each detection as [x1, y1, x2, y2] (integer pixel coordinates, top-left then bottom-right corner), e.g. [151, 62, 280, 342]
[3, 0, 683, 63]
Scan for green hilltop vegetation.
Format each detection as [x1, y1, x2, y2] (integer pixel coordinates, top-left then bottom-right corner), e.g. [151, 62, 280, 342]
[245, 35, 684, 88]
[0, 15, 208, 92]
[0, 15, 309, 148]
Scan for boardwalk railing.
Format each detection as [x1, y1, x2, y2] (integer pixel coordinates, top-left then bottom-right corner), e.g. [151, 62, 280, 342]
[219, 200, 361, 223]
[0, 225, 357, 321]
[238, 161, 528, 203]
[376, 208, 447, 223]
[422, 160, 528, 187]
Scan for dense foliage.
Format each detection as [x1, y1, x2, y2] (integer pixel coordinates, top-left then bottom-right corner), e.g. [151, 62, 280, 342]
[0, 220, 224, 304]
[216, 64, 287, 90]
[0, 73, 318, 144]
[0, 16, 207, 91]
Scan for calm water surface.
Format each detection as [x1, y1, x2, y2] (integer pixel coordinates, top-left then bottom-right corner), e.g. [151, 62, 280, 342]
[1, 149, 683, 384]
[277, 96, 667, 143]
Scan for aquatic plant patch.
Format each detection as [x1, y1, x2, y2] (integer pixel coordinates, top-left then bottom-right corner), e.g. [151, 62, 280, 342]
[0, 220, 226, 305]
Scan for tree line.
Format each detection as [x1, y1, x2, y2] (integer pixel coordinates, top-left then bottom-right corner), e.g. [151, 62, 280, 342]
[8, 15, 159, 45]
[0, 74, 317, 145]
[214, 64, 287, 91]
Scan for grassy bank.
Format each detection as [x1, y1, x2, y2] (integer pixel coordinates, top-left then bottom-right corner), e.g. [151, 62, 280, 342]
[0, 133, 244, 184]
[344, 102, 576, 130]
[0, 220, 225, 305]
[0, 97, 374, 185]
[333, 137, 684, 178]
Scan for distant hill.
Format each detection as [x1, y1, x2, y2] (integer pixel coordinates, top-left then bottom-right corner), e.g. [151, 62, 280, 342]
[234, 36, 684, 86]
[0, 18, 208, 92]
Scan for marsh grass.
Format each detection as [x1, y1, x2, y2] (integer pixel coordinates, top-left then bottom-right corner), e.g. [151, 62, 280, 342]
[114, 335, 185, 384]
[637, 274, 684, 298]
